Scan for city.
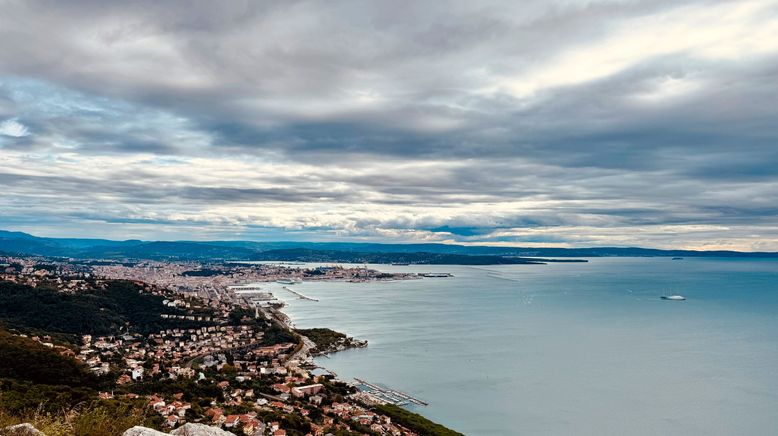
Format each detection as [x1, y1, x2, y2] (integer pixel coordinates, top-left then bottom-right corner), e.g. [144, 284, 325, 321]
[0, 255, 455, 436]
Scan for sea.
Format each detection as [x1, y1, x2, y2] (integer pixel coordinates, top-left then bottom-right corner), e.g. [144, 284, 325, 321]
[276, 257, 778, 435]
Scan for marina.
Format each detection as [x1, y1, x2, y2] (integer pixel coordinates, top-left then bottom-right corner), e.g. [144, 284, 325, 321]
[353, 378, 428, 407]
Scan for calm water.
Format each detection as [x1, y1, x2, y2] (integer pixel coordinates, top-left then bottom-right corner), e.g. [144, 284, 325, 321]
[278, 258, 778, 435]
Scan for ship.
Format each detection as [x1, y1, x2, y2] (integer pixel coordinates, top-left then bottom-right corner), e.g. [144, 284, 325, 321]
[661, 295, 686, 301]
[390, 262, 410, 266]
[277, 278, 300, 285]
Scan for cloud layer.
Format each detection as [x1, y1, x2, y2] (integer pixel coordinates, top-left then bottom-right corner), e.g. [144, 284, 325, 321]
[0, 0, 777, 250]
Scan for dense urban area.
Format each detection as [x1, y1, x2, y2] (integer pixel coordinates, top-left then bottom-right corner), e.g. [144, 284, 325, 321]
[0, 255, 461, 436]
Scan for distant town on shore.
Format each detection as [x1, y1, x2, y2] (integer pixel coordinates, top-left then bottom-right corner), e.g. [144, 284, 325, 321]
[1, 230, 775, 266]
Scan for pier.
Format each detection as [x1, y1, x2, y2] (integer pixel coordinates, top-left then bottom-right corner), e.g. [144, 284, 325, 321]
[353, 378, 428, 406]
[282, 286, 319, 301]
[313, 366, 338, 377]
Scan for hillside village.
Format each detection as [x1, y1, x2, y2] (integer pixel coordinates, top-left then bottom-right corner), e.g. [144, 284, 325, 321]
[0, 255, 459, 436]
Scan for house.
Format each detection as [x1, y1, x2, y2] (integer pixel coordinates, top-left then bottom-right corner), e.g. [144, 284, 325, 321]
[165, 415, 179, 428]
[291, 383, 323, 397]
[269, 401, 286, 410]
[239, 416, 262, 435]
[116, 374, 132, 385]
[148, 396, 166, 412]
[272, 383, 291, 394]
[309, 423, 325, 436]
[247, 421, 265, 436]
[206, 408, 226, 425]
[224, 415, 240, 428]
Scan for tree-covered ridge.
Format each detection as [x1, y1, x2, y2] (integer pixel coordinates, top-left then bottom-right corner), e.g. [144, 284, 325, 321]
[4, 229, 777, 261]
[0, 328, 100, 414]
[0, 280, 213, 340]
[373, 404, 464, 436]
[0, 329, 96, 388]
[295, 327, 366, 355]
[296, 328, 347, 350]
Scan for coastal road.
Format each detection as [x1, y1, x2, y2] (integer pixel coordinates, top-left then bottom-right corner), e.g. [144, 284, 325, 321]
[288, 334, 316, 365]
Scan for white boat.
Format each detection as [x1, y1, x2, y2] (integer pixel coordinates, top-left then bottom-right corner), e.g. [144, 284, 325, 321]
[661, 295, 686, 301]
[277, 278, 298, 285]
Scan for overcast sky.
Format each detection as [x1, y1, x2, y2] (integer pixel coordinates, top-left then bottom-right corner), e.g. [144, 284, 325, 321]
[1, 0, 777, 250]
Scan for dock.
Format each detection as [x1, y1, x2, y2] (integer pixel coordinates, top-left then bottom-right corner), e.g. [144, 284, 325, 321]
[314, 366, 338, 377]
[353, 378, 428, 406]
[282, 286, 319, 301]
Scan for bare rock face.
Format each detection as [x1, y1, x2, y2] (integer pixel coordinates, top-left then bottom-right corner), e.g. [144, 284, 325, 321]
[0, 423, 45, 436]
[170, 423, 237, 436]
[122, 427, 169, 436]
[121, 424, 236, 436]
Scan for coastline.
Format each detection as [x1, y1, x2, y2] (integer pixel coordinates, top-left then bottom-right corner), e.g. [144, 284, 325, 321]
[271, 295, 464, 435]
[269, 285, 429, 401]
[0, 256, 467, 435]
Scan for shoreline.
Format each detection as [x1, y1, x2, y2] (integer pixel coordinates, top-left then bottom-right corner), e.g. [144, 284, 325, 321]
[269, 288, 426, 408]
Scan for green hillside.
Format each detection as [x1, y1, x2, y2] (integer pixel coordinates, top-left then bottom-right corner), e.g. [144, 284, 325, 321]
[0, 328, 97, 413]
[0, 280, 212, 341]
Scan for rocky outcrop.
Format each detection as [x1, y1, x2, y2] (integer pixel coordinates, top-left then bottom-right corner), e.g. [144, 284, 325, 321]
[122, 427, 168, 436]
[122, 424, 236, 436]
[0, 423, 45, 436]
[171, 424, 237, 436]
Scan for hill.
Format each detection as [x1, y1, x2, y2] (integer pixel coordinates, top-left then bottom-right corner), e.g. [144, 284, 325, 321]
[0, 280, 212, 341]
[0, 327, 98, 414]
[0, 329, 96, 388]
[1, 229, 776, 262]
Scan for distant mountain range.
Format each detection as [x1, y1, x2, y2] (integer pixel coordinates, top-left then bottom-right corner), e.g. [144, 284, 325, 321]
[0, 230, 775, 263]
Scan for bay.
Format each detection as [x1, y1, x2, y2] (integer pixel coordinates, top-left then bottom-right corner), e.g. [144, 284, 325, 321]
[280, 258, 778, 435]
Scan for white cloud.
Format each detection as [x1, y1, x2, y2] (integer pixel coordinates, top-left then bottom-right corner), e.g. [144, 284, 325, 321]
[0, 118, 30, 137]
[497, 0, 778, 98]
[631, 76, 703, 103]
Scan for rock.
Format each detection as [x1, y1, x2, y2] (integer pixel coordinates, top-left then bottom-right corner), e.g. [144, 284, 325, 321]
[121, 424, 236, 436]
[122, 426, 168, 436]
[171, 423, 237, 436]
[0, 423, 45, 436]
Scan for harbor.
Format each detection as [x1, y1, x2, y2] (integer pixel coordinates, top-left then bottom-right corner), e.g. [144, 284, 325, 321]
[282, 286, 319, 301]
[353, 378, 428, 407]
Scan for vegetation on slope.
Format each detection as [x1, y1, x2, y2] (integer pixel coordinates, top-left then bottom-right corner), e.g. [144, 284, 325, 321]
[0, 329, 96, 388]
[372, 404, 464, 436]
[0, 401, 149, 436]
[0, 328, 99, 414]
[0, 280, 212, 340]
[261, 324, 299, 346]
[296, 328, 347, 351]
[0, 322, 153, 432]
